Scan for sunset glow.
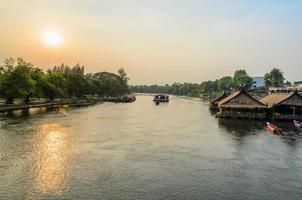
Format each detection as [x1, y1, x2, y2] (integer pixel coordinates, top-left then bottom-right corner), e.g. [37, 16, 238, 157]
[1, 0, 302, 84]
[43, 31, 62, 47]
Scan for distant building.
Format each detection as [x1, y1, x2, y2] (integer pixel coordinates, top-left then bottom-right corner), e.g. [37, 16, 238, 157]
[252, 77, 265, 89]
[269, 87, 292, 94]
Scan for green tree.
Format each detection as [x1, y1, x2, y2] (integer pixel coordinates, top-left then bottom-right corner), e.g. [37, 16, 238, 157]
[92, 72, 125, 97]
[218, 76, 233, 92]
[233, 70, 253, 89]
[31, 68, 58, 100]
[117, 68, 130, 95]
[200, 80, 219, 93]
[264, 68, 285, 87]
[0, 58, 35, 104]
[46, 72, 68, 98]
[0, 65, 4, 90]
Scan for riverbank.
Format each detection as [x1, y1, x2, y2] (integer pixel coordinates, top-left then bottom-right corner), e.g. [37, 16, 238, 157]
[0, 95, 136, 114]
[0, 99, 97, 113]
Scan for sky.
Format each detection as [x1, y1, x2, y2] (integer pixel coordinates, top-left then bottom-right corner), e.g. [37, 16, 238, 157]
[0, 0, 301, 84]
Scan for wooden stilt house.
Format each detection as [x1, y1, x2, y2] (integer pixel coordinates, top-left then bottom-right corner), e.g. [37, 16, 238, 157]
[260, 90, 302, 120]
[217, 89, 267, 119]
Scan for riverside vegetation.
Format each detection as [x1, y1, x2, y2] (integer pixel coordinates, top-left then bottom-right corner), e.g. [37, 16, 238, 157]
[0, 58, 130, 104]
[131, 68, 288, 98]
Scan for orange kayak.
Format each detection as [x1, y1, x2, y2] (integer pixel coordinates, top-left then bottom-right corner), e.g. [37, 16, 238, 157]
[267, 122, 277, 132]
[266, 122, 283, 135]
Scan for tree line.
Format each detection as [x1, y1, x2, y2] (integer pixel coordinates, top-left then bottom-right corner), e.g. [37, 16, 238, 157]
[131, 68, 287, 97]
[0, 58, 129, 104]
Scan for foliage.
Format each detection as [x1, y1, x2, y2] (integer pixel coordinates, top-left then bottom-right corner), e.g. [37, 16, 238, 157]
[218, 76, 234, 92]
[232, 70, 253, 89]
[130, 82, 203, 97]
[264, 68, 285, 87]
[118, 68, 130, 95]
[0, 58, 35, 103]
[0, 58, 130, 103]
[200, 80, 218, 94]
[131, 69, 254, 96]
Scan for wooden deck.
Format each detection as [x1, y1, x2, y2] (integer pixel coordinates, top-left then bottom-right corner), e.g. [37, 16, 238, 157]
[216, 111, 267, 120]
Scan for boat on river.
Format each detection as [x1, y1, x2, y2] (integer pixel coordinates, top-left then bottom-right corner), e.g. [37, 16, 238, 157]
[104, 95, 136, 103]
[266, 122, 283, 135]
[153, 94, 169, 103]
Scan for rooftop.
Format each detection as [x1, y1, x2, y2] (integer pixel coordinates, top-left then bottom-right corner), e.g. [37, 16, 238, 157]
[218, 89, 266, 109]
[260, 91, 302, 108]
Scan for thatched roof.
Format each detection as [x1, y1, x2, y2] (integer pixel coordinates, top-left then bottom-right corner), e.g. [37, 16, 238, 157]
[218, 89, 266, 109]
[260, 91, 302, 108]
[218, 91, 240, 106]
[211, 92, 228, 104]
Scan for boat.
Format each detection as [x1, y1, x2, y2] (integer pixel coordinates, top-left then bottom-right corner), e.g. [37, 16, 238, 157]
[266, 122, 283, 135]
[294, 120, 302, 128]
[153, 94, 169, 103]
[120, 95, 136, 103]
[104, 95, 136, 103]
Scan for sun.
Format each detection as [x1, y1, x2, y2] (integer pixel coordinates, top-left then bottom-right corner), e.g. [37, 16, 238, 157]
[43, 31, 62, 46]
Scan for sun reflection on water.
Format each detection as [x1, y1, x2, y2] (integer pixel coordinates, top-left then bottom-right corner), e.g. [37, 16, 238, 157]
[34, 123, 72, 196]
[56, 107, 69, 116]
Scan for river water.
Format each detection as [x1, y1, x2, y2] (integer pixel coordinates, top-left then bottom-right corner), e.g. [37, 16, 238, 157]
[1, 95, 302, 200]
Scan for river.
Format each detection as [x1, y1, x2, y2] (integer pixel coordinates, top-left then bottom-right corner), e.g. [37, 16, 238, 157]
[1, 95, 302, 200]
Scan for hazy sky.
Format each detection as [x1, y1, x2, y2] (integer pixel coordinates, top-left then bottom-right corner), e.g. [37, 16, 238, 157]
[0, 0, 301, 84]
